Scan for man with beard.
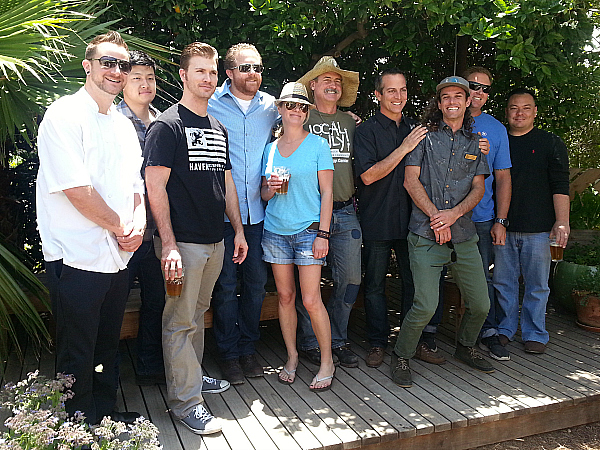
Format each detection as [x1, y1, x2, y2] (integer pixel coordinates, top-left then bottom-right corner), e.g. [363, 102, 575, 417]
[36, 31, 143, 424]
[393, 76, 493, 387]
[294, 56, 362, 368]
[208, 43, 278, 384]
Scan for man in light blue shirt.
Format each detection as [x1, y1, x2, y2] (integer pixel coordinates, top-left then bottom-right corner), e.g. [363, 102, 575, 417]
[208, 43, 278, 385]
[463, 66, 512, 361]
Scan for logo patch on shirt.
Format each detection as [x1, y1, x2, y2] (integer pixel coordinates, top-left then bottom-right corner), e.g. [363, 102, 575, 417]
[464, 153, 477, 161]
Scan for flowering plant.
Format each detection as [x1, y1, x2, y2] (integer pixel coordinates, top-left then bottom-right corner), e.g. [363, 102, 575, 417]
[0, 371, 161, 449]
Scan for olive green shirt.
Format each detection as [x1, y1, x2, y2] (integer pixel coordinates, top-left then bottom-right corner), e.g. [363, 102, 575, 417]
[305, 110, 356, 202]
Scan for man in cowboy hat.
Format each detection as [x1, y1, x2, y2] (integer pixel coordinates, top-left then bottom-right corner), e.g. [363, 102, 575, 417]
[295, 56, 362, 368]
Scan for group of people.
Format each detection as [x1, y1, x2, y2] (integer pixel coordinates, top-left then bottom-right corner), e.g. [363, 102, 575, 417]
[35, 30, 570, 438]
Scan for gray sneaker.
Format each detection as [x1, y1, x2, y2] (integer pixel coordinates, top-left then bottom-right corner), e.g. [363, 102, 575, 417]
[180, 404, 222, 435]
[202, 376, 230, 394]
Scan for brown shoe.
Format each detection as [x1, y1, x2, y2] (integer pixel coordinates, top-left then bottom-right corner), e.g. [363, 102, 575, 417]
[524, 341, 546, 354]
[414, 341, 446, 365]
[366, 347, 384, 368]
[240, 354, 264, 378]
[498, 334, 510, 347]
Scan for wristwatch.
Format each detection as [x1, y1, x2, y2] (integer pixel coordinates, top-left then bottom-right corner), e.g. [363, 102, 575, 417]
[495, 217, 509, 227]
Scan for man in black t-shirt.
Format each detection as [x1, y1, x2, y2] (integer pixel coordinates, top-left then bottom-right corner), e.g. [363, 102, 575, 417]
[144, 42, 248, 436]
[493, 88, 570, 356]
[353, 69, 428, 368]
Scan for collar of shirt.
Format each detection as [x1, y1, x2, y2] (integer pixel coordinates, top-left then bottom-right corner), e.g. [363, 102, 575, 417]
[374, 110, 415, 130]
[214, 79, 263, 106]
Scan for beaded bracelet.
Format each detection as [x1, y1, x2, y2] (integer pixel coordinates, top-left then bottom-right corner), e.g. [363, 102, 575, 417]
[316, 230, 330, 240]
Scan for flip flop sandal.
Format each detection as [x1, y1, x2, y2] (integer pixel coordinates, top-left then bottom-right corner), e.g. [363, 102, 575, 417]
[309, 372, 334, 392]
[278, 366, 297, 385]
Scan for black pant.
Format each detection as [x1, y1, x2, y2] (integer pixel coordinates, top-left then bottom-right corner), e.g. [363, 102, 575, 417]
[46, 260, 128, 424]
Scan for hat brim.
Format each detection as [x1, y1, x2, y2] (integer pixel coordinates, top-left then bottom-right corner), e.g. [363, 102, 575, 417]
[297, 63, 360, 108]
[436, 82, 470, 95]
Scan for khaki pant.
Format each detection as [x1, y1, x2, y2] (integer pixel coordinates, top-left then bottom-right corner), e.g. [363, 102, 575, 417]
[155, 237, 224, 418]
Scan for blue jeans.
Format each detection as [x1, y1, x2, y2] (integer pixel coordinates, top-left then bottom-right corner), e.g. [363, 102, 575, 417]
[362, 238, 413, 349]
[297, 205, 362, 350]
[212, 222, 267, 360]
[493, 231, 551, 344]
[128, 239, 166, 376]
[475, 220, 499, 338]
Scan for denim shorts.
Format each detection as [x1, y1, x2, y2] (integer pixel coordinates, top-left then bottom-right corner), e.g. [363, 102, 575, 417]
[262, 228, 325, 266]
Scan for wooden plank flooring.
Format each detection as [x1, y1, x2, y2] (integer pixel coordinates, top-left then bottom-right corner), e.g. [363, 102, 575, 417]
[2, 278, 600, 450]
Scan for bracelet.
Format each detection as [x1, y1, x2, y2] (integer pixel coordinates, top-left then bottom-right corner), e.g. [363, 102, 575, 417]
[316, 230, 330, 240]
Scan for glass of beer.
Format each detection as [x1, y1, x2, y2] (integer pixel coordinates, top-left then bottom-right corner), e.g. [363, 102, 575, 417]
[549, 236, 563, 262]
[166, 266, 184, 297]
[272, 167, 291, 194]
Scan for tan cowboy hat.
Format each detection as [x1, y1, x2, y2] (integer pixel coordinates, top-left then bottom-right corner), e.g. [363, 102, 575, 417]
[297, 56, 359, 107]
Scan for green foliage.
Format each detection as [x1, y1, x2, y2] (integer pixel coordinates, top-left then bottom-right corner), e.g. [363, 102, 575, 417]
[105, 0, 600, 141]
[570, 187, 600, 230]
[564, 239, 600, 266]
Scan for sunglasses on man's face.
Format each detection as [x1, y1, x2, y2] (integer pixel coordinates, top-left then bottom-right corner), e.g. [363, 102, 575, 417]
[231, 63, 264, 73]
[469, 81, 491, 94]
[90, 56, 132, 73]
[284, 101, 309, 113]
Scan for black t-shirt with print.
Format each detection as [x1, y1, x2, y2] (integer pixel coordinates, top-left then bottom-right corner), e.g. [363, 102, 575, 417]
[144, 103, 231, 244]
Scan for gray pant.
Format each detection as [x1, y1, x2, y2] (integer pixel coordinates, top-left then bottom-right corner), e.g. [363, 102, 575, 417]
[155, 237, 224, 418]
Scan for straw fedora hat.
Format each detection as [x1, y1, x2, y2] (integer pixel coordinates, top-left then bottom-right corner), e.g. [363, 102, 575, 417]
[297, 56, 359, 108]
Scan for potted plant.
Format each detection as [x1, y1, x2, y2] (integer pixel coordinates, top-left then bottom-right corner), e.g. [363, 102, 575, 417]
[553, 239, 600, 331]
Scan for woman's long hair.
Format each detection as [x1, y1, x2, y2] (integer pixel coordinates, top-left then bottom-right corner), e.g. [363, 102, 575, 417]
[420, 94, 474, 134]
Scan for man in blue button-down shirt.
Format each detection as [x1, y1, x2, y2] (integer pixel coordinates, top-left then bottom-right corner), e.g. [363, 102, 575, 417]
[208, 43, 278, 385]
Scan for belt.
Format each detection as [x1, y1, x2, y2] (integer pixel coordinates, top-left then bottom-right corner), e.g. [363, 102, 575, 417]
[333, 198, 353, 210]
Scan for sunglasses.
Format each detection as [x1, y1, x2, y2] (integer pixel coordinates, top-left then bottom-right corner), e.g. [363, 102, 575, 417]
[90, 56, 132, 74]
[231, 63, 264, 73]
[469, 81, 491, 94]
[284, 101, 309, 113]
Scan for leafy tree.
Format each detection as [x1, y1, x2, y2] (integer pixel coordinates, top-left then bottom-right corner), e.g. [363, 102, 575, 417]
[106, 0, 600, 142]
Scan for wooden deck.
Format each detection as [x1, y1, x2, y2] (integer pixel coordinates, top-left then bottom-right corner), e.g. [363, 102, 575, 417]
[4, 278, 600, 450]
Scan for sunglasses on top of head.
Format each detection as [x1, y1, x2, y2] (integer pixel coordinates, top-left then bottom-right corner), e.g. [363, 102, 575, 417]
[469, 81, 491, 94]
[231, 63, 264, 73]
[284, 101, 309, 113]
[89, 56, 132, 73]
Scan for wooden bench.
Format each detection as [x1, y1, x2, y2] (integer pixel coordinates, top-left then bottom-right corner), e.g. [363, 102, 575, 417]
[120, 278, 462, 341]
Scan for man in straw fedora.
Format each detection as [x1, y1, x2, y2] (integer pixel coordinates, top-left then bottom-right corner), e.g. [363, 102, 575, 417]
[295, 56, 362, 368]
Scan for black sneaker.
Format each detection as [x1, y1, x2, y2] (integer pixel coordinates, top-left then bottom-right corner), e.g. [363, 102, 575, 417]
[201, 376, 230, 394]
[221, 359, 245, 385]
[421, 332, 438, 352]
[454, 343, 495, 373]
[239, 354, 264, 378]
[391, 354, 412, 388]
[180, 404, 222, 435]
[332, 345, 359, 368]
[479, 336, 510, 361]
[299, 348, 339, 366]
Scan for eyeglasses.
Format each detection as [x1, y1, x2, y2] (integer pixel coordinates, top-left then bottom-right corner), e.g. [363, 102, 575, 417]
[469, 81, 491, 94]
[231, 63, 264, 73]
[89, 56, 132, 74]
[284, 101, 309, 113]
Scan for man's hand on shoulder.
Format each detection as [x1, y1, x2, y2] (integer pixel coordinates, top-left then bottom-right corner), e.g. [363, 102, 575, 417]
[478, 134, 490, 155]
[401, 125, 428, 154]
[232, 231, 248, 264]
